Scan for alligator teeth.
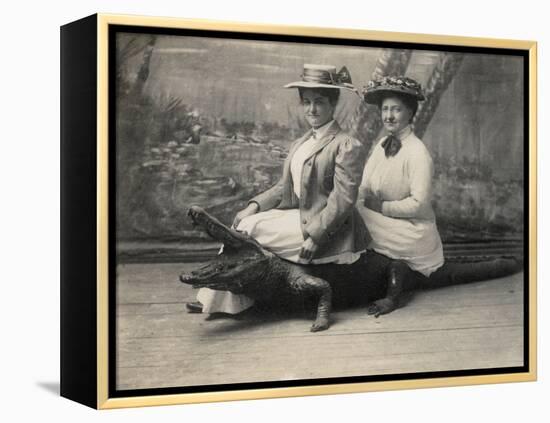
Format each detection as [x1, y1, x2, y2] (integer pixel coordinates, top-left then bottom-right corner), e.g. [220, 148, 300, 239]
[179, 274, 192, 283]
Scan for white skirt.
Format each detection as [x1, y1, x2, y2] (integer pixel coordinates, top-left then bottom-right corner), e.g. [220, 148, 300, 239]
[236, 209, 360, 264]
[357, 206, 444, 276]
[196, 208, 361, 314]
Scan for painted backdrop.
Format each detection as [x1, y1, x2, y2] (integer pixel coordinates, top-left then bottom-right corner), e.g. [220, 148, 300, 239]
[115, 33, 524, 249]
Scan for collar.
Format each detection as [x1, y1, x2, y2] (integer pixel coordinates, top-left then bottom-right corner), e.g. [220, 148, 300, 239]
[311, 119, 335, 140]
[394, 124, 412, 140]
[288, 120, 341, 163]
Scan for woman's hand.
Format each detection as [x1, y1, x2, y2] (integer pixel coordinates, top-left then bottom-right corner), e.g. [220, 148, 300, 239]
[363, 192, 384, 214]
[299, 237, 319, 263]
[232, 202, 259, 228]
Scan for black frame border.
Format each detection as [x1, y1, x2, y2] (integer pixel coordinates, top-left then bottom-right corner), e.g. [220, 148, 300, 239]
[107, 23, 530, 400]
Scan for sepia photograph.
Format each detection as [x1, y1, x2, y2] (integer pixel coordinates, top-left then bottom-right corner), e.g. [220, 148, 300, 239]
[112, 27, 527, 394]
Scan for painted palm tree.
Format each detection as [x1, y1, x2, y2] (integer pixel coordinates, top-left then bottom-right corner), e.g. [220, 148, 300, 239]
[413, 52, 464, 138]
[130, 36, 157, 99]
[344, 49, 412, 148]
[116, 34, 157, 98]
[345, 49, 463, 149]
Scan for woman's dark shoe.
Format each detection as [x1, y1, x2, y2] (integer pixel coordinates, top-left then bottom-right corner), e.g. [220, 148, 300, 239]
[186, 301, 203, 313]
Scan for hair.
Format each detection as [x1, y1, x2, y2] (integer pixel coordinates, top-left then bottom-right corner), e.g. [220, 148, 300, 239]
[298, 87, 340, 106]
[378, 92, 419, 123]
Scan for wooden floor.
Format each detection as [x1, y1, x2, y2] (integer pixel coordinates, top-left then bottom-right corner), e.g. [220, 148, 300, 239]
[116, 262, 524, 390]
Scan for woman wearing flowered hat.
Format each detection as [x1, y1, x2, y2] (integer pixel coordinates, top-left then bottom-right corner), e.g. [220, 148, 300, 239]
[187, 64, 369, 316]
[357, 75, 444, 317]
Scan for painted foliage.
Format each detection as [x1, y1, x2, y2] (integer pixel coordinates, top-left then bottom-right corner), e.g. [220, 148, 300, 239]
[115, 34, 524, 245]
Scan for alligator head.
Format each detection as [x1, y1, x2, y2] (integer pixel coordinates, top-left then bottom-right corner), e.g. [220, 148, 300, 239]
[179, 206, 277, 295]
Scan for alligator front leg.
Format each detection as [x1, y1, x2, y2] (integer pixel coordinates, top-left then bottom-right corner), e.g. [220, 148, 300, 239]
[367, 260, 412, 318]
[291, 273, 333, 332]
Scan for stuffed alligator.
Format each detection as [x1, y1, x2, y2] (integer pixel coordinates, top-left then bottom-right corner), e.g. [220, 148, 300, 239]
[180, 206, 522, 332]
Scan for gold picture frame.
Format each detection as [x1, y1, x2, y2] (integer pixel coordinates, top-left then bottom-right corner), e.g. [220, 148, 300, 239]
[60, 13, 537, 409]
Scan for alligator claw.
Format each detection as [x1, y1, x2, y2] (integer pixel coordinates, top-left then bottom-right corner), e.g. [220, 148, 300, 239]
[366, 303, 381, 317]
[367, 298, 396, 317]
[310, 318, 330, 332]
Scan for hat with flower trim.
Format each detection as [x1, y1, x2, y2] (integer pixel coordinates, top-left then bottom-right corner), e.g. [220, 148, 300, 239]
[362, 75, 425, 105]
[284, 64, 357, 92]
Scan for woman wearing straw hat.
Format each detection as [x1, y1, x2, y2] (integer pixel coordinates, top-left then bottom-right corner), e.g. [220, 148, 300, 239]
[187, 64, 369, 316]
[357, 75, 444, 317]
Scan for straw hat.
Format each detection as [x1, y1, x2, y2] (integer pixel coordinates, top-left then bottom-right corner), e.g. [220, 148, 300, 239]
[284, 64, 356, 92]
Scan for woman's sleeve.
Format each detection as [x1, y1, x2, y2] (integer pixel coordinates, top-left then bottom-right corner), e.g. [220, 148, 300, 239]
[250, 178, 284, 212]
[305, 137, 367, 245]
[357, 142, 380, 200]
[250, 141, 295, 211]
[381, 146, 434, 219]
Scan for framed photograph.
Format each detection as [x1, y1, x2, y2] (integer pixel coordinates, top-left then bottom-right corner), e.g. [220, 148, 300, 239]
[60, 13, 537, 409]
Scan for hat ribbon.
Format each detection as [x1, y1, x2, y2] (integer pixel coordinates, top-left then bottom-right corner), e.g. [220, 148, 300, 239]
[301, 66, 360, 97]
[301, 66, 351, 85]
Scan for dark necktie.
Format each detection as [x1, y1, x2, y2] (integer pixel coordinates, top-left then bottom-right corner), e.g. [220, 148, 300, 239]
[381, 133, 401, 157]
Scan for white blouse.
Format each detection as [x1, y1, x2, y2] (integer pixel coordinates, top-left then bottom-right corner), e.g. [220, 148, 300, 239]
[358, 125, 444, 276]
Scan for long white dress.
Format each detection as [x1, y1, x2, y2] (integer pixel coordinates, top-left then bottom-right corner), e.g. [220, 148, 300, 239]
[357, 125, 444, 277]
[197, 122, 361, 313]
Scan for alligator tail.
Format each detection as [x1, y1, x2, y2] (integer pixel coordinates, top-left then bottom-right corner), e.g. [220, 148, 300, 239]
[421, 255, 523, 290]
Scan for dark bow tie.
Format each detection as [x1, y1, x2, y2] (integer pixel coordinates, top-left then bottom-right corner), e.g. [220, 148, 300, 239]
[381, 133, 402, 157]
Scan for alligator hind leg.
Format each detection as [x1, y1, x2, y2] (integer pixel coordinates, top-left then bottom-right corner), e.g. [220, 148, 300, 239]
[291, 272, 332, 332]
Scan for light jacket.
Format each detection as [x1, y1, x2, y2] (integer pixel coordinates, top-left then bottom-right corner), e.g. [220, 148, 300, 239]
[251, 120, 370, 260]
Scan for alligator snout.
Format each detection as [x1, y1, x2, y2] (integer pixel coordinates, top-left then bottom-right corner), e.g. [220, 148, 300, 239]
[188, 205, 205, 219]
[179, 273, 194, 284]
